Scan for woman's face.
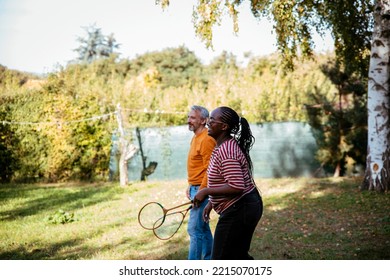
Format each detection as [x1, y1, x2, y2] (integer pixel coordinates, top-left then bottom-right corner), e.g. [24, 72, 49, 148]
[207, 108, 227, 140]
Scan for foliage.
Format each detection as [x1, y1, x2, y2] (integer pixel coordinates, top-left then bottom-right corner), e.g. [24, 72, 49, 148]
[73, 24, 120, 64]
[0, 65, 31, 87]
[127, 45, 206, 89]
[0, 178, 389, 259]
[0, 103, 19, 183]
[183, 0, 373, 74]
[45, 209, 77, 225]
[0, 65, 116, 182]
[0, 49, 365, 182]
[315, 0, 373, 75]
[305, 59, 368, 176]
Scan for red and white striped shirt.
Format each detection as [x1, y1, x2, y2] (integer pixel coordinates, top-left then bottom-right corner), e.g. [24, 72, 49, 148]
[207, 138, 256, 214]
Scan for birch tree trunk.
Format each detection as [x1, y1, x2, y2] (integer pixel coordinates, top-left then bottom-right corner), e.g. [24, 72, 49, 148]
[361, 0, 390, 191]
[116, 104, 138, 187]
[118, 140, 138, 186]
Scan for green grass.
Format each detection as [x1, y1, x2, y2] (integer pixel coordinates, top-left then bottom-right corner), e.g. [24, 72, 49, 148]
[0, 177, 389, 260]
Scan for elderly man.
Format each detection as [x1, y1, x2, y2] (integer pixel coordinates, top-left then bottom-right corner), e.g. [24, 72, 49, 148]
[186, 105, 216, 260]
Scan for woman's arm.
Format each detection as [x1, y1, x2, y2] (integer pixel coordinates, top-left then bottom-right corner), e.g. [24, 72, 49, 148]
[193, 184, 243, 207]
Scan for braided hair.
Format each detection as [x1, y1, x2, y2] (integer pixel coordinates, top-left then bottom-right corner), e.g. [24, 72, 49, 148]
[218, 106, 255, 172]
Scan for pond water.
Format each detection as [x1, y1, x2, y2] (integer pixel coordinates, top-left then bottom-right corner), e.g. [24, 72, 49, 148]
[109, 122, 320, 181]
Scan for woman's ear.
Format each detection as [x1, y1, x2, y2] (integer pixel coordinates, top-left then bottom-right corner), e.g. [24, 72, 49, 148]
[221, 123, 229, 131]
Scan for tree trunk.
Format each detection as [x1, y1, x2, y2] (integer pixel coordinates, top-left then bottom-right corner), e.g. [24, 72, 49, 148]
[333, 161, 341, 177]
[119, 140, 138, 186]
[361, 0, 390, 191]
[135, 127, 146, 181]
[116, 103, 138, 187]
[119, 148, 128, 187]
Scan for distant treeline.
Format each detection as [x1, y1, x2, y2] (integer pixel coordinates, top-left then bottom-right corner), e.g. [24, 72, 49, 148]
[0, 46, 366, 182]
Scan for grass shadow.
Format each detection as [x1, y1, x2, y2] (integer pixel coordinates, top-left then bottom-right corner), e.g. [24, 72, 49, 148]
[1, 178, 389, 260]
[0, 182, 125, 221]
[251, 177, 390, 259]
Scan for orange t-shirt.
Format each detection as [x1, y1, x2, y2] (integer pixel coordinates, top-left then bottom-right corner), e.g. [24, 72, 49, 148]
[187, 128, 216, 189]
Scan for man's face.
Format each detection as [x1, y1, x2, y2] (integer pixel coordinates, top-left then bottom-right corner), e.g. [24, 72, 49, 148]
[187, 109, 205, 133]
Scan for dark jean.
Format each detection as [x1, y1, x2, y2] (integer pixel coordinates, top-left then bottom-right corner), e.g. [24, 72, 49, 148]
[212, 188, 263, 260]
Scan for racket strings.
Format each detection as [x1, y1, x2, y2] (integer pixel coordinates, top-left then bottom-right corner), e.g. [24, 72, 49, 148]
[138, 201, 192, 240]
[153, 211, 185, 240]
[138, 202, 165, 230]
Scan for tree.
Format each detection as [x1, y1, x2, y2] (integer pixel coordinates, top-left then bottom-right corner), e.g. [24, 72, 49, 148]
[116, 104, 138, 187]
[74, 24, 120, 63]
[157, 0, 390, 191]
[128, 46, 204, 88]
[305, 61, 367, 177]
[361, 1, 390, 191]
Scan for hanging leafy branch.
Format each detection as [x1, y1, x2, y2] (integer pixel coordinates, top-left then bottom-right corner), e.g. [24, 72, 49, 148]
[158, 0, 373, 73]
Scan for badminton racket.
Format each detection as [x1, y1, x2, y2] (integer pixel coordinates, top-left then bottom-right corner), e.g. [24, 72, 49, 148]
[152, 204, 192, 240]
[138, 201, 192, 230]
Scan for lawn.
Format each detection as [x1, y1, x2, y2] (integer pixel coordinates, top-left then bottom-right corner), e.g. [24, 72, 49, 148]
[0, 177, 389, 260]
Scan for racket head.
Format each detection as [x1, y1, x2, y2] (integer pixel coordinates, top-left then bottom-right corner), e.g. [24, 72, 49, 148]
[138, 202, 166, 230]
[153, 205, 191, 240]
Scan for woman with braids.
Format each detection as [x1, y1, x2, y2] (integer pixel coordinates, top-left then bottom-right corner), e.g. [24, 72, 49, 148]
[193, 106, 263, 260]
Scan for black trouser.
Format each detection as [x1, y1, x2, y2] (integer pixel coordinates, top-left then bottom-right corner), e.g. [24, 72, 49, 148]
[212, 188, 263, 260]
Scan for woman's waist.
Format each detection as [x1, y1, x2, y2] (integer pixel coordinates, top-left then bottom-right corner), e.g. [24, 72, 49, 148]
[210, 186, 259, 213]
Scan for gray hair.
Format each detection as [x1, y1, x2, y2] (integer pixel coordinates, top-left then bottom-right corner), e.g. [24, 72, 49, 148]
[191, 105, 209, 119]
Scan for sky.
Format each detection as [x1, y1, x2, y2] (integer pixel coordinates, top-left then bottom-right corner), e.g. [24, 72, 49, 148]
[0, 0, 333, 75]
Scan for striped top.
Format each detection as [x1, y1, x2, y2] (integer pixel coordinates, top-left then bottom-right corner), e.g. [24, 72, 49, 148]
[207, 138, 256, 214]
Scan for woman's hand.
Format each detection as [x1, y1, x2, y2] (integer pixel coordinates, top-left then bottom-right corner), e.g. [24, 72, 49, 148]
[203, 202, 212, 223]
[193, 188, 208, 208]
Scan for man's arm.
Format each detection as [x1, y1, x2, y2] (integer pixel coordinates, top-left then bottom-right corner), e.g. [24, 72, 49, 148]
[199, 136, 216, 189]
